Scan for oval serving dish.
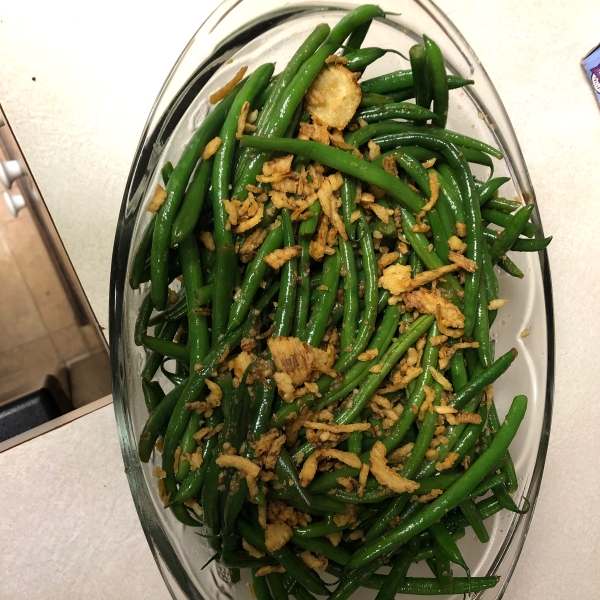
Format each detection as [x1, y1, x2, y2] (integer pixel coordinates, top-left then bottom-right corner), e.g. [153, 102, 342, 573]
[109, 1, 554, 598]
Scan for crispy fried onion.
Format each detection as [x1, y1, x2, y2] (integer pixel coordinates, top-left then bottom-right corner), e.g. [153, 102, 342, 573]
[379, 264, 459, 297]
[268, 336, 337, 389]
[264, 522, 293, 552]
[303, 421, 371, 434]
[263, 245, 302, 269]
[300, 550, 328, 571]
[252, 429, 287, 470]
[437, 341, 479, 370]
[318, 172, 347, 240]
[223, 193, 265, 234]
[185, 379, 223, 415]
[379, 341, 425, 393]
[239, 228, 268, 263]
[305, 64, 361, 129]
[402, 288, 465, 338]
[209, 66, 247, 104]
[448, 251, 478, 273]
[429, 366, 453, 391]
[215, 454, 260, 478]
[369, 441, 420, 494]
[299, 449, 362, 487]
[147, 184, 167, 213]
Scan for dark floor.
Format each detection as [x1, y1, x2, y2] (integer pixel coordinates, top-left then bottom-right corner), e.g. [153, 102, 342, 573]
[0, 178, 110, 408]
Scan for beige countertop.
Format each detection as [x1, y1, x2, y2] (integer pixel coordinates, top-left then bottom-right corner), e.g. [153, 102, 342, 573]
[1, 0, 600, 598]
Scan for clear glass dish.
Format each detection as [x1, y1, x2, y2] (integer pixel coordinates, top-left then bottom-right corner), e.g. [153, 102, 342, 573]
[109, 1, 554, 598]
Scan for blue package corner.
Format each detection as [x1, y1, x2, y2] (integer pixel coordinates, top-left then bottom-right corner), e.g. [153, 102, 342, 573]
[582, 43, 600, 103]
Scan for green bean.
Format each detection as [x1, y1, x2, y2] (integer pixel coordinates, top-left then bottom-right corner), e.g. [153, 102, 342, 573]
[488, 204, 535, 262]
[150, 82, 243, 310]
[171, 158, 213, 245]
[234, 24, 330, 186]
[498, 254, 524, 278]
[292, 238, 312, 337]
[339, 174, 359, 240]
[240, 136, 424, 213]
[329, 557, 387, 600]
[467, 472, 506, 500]
[135, 291, 155, 346]
[234, 5, 384, 200]
[402, 381, 444, 475]
[473, 276, 493, 367]
[161, 161, 174, 185]
[427, 546, 452, 593]
[342, 19, 372, 54]
[347, 395, 527, 568]
[138, 381, 187, 462]
[202, 374, 235, 539]
[356, 102, 437, 123]
[452, 403, 489, 466]
[485, 196, 523, 213]
[482, 207, 536, 238]
[361, 69, 474, 95]
[335, 315, 434, 425]
[399, 209, 462, 295]
[211, 243, 236, 340]
[459, 498, 489, 543]
[252, 568, 275, 600]
[373, 149, 430, 193]
[179, 232, 210, 365]
[175, 411, 203, 482]
[141, 380, 164, 413]
[302, 249, 341, 346]
[147, 293, 187, 327]
[130, 215, 155, 290]
[477, 176, 510, 204]
[492, 484, 529, 513]
[345, 121, 503, 160]
[294, 520, 350, 539]
[359, 91, 397, 106]
[273, 210, 298, 338]
[265, 572, 289, 600]
[291, 535, 351, 566]
[237, 519, 330, 597]
[430, 521, 469, 577]
[510, 236, 552, 252]
[169, 410, 222, 504]
[348, 431, 362, 456]
[481, 243, 499, 327]
[274, 447, 313, 507]
[423, 36, 448, 128]
[339, 238, 359, 351]
[228, 225, 283, 332]
[450, 348, 517, 410]
[410, 44, 432, 109]
[142, 334, 189, 364]
[327, 564, 499, 595]
[428, 208, 451, 264]
[211, 65, 274, 341]
[434, 167, 466, 225]
[379, 323, 440, 453]
[345, 47, 389, 72]
[449, 347, 468, 389]
[374, 540, 417, 600]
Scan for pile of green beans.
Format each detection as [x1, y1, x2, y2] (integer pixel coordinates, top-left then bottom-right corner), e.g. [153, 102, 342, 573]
[130, 5, 549, 598]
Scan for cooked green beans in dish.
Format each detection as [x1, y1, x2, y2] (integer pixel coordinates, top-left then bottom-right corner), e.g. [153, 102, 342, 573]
[131, 5, 550, 597]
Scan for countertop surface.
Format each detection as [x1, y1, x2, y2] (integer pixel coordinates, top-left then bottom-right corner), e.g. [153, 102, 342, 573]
[2, 1, 600, 598]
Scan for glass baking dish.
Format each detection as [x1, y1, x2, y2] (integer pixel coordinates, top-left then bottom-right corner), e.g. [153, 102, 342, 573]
[109, 1, 554, 598]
